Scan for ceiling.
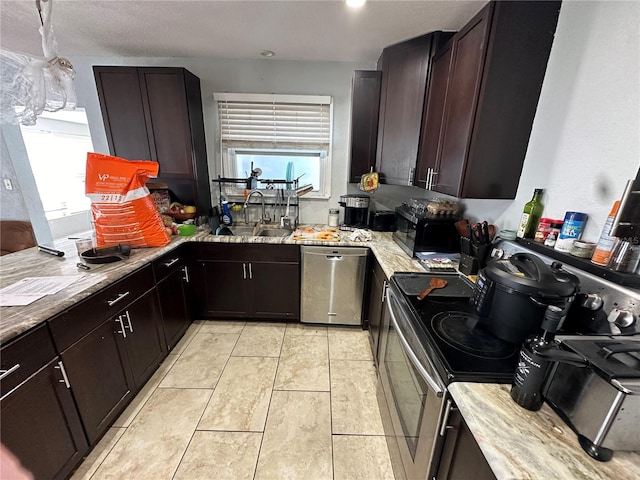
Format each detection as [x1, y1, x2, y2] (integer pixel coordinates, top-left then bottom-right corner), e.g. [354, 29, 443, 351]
[0, 0, 486, 63]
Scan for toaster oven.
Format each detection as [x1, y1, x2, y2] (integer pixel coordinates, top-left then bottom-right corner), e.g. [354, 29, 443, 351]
[392, 205, 460, 257]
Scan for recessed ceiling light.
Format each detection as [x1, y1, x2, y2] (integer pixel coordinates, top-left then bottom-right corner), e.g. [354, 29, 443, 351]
[346, 0, 366, 8]
[259, 50, 275, 57]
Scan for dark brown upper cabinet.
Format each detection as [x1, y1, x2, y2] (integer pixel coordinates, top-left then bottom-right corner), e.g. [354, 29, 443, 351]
[93, 66, 212, 212]
[375, 32, 454, 186]
[348, 70, 382, 183]
[416, 1, 561, 199]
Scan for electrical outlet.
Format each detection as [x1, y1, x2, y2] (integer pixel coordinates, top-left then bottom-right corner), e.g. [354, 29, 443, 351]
[3, 179, 13, 190]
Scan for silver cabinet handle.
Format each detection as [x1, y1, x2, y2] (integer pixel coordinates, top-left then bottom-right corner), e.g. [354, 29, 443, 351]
[182, 265, 190, 283]
[242, 263, 247, 279]
[248, 263, 253, 280]
[381, 280, 388, 304]
[124, 310, 133, 333]
[0, 363, 20, 380]
[162, 257, 180, 268]
[430, 170, 438, 189]
[408, 167, 416, 186]
[115, 316, 127, 337]
[426, 168, 432, 190]
[107, 291, 130, 307]
[55, 361, 71, 388]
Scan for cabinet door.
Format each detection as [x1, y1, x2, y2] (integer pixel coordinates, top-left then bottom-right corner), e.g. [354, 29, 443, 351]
[93, 66, 151, 161]
[61, 320, 132, 445]
[157, 266, 191, 350]
[376, 35, 434, 186]
[366, 259, 388, 365]
[349, 70, 382, 183]
[436, 410, 496, 480]
[138, 68, 194, 178]
[415, 40, 453, 189]
[120, 288, 166, 388]
[251, 262, 300, 319]
[1, 360, 88, 480]
[435, 7, 492, 197]
[196, 260, 249, 317]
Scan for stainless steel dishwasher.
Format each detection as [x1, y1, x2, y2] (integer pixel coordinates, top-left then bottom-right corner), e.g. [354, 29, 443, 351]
[300, 246, 368, 325]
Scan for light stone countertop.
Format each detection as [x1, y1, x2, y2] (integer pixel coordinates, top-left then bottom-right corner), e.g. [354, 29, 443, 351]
[0, 227, 420, 344]
[449, 383, 640, 480]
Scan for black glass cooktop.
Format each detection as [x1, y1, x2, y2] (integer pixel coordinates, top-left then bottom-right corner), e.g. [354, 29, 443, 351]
[392, 273, 518, 384]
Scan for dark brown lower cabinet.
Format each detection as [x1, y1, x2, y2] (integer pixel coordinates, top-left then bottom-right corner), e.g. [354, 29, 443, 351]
[1, 326, 87, 480]
[366, 256, 388, 365]
[437, 409, 496, 480]
[1, 362, 88, 480]
[156, 265, 191, 350]
[60, 287, 165, 445]
[60, 318, 133, 445]
[192, 244, 300, 320]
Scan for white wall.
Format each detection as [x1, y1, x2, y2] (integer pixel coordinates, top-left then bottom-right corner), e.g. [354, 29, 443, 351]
[493, 0, 640, 241]
[70, 56, 371, 224]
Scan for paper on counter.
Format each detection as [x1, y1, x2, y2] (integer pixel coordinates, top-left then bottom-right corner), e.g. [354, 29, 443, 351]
[0, 275, 82, 307]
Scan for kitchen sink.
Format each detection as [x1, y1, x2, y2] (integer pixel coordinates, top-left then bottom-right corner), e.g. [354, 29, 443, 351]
[222, 224, 293, 237]
[255, 227, 293, 237]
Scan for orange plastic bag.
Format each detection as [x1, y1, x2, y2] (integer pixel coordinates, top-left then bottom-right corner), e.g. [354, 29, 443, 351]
[85, 153, 170, 248]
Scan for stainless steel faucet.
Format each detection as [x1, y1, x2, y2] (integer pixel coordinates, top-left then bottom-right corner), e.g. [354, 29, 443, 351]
[244, 190, 271, 224]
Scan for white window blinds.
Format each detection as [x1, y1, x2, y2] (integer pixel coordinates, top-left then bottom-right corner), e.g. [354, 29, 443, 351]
[215, 93, 331, 150]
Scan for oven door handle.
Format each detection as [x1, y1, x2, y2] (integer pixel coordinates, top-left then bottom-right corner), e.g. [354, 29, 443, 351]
[386, 288, 445, 397]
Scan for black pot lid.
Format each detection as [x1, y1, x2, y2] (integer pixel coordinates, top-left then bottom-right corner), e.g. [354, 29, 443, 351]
[485, 253, 579, 298]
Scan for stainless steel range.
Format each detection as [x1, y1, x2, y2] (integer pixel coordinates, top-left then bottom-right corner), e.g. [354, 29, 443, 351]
[377, 239, 640, 480]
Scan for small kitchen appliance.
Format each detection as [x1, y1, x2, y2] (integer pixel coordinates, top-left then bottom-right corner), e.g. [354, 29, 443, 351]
[472, 253, 580, 345]
[392, 202, 460, 257]
[338, 194, 369, 228]
[368, 210, 396, 232]
[544, 338, 640, 461]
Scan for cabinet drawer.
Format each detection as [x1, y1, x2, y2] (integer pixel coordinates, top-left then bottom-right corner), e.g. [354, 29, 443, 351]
[153, 246, 185, 281]
[193, 243, 300, 262]
[1, 324, 56, 395]
[49, 264, 154, 351]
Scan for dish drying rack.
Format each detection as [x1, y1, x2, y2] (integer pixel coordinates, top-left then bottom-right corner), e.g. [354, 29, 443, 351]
[211, 176, 302, 226]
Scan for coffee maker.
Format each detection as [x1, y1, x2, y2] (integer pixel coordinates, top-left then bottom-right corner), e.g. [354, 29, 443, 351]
[339, 194, 369, 227]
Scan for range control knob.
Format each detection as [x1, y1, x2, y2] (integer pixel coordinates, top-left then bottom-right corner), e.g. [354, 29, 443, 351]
[607, 308, 636, 328]
[491, 248, 504, 259]
[578, 293, 604, 311]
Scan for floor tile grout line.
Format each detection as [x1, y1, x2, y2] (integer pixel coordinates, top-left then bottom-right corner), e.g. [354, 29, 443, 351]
[171, 323, 243, 480]
[252, 322, 286, 480]
[327, 332, 335, 480]
[81, 427, 127, 480]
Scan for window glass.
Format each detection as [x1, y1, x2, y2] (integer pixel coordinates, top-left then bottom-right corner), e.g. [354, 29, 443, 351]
[19, 109, 93, 236]
[214, 93, 332, 198]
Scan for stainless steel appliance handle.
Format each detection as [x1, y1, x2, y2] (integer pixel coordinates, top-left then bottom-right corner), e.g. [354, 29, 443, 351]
[386, 288, 444, 396]
[55, 361, 71, 388]
[326, 255, 343, 260]
[0, 364, 20, 380]
[162, 257, 180, 268]
[107, 291, 130, 307]
[439, 399, 457, 436]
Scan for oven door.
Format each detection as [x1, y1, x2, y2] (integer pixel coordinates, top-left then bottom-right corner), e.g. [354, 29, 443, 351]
[379, 284, 448, 480]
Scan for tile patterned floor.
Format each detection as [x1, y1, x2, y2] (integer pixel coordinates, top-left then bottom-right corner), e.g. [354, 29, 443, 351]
[70, 321, 394, 480]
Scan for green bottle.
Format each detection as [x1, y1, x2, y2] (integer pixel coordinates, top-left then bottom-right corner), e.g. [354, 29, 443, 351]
[517, 189, 544, 238]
